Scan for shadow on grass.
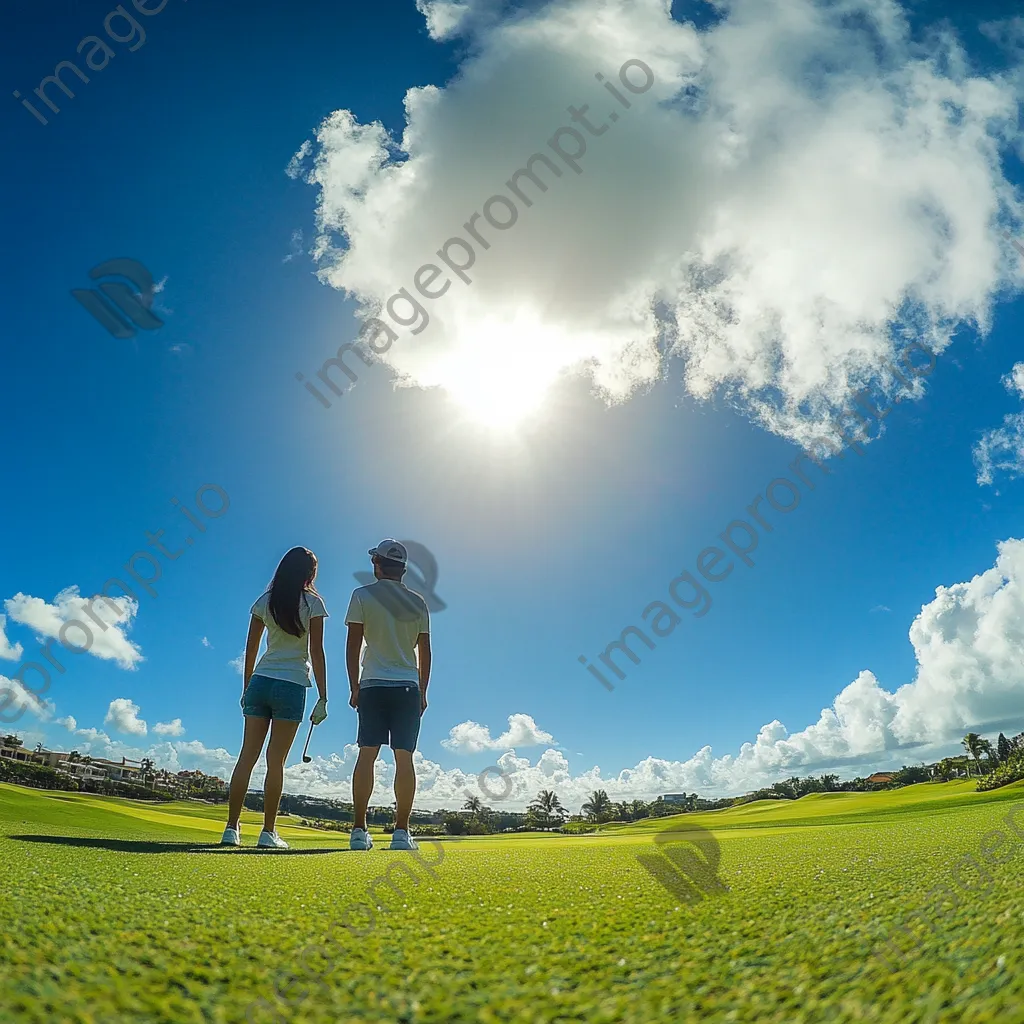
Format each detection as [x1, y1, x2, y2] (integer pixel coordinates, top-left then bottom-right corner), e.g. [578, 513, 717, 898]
[10, 835, 347, 855]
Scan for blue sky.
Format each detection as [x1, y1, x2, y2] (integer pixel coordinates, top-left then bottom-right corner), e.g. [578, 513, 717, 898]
[4, 0, 1024, 810]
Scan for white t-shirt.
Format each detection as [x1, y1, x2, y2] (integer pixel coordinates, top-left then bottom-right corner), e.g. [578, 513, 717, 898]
[250, 589, 329, 687]
[345, 580, 429, 685]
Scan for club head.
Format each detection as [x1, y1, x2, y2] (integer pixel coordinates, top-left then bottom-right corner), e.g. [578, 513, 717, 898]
[302, 755, 312, 763]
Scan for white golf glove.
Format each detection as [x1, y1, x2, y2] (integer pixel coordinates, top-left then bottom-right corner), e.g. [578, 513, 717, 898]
[311, 697, 328, 725]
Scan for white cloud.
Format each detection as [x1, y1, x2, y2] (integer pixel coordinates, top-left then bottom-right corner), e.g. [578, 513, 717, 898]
[104, 698, 148, 737]
[4, 588, 141, 670]
[974, 361, 1024, 485]
[294, 0, 1023, 444]
[0, 615, 23, 662]
[55, 715, 77, 731]
[153, 718, 185, 737]
[229, 651, 245, 675]
[283, 228, 305, 263]
[441, 713, 556, 753]
[0, 674, 50, 723]
[1005, 361, 1024, 400]
[200, 637, 212, 648]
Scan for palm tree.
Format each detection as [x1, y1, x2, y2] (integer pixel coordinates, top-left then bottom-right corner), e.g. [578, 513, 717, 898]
[2, 735, 22, 749]
[528, 789, 565, 827]
[609, 801, 628, 821]
[581, 789, 612, 822]
[998, 733, 1012, 763]
[67, 750, 81, 765]
[463, 795, 484, 815]
[629, 799, 649, 820]
[962, 733, 985, 777]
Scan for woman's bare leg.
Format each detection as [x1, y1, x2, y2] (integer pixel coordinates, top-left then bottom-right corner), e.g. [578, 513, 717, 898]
[227, 716, 270, 829]
[263, 719, 300, 833]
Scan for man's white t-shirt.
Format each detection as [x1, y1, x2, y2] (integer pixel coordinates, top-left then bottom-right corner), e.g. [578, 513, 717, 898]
[250, 590, 329, 687]
[345, 580, 429, 685]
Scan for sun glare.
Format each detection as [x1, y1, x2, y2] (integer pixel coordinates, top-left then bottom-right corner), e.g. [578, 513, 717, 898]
[439, 316, 571, 431]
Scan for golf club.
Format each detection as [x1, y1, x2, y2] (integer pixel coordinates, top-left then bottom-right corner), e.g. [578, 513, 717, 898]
[301, 721, 315, 763]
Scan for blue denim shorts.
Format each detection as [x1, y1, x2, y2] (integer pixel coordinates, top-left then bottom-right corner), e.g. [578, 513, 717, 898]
[243, 674, 307, 722]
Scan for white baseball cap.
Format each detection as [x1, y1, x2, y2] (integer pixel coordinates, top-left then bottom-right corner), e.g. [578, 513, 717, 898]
[368, 539, 408, 565]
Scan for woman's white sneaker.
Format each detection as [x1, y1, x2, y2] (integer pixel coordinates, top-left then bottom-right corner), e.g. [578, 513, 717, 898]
[349, 827, 373, 851]
[257, 830, 289, 849]
[389, 829, 418, 851]
[220, 827, 241, 846]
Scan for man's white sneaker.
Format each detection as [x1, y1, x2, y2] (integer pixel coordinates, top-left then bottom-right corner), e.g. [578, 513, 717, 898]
[257, 830, 289, 849]
[350, 827, 373, 851]
[220, 826, 241, 847]
[389, 829, 418, 851]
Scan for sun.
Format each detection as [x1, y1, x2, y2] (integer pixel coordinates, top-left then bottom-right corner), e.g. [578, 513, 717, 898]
[437, 315, 571, 431]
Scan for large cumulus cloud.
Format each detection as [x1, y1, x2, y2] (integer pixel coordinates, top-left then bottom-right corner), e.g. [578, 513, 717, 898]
[291, 0, 1024, 443]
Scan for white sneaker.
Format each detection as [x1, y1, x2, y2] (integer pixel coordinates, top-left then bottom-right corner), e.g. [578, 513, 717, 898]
[257, 830, 289, 849]
[220, 826, 241, 846]
[389, 829, 418, 851]
[349, 827, 373, 851]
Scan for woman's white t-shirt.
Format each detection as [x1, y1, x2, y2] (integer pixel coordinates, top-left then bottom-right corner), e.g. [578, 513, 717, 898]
[250, 590, 329, 687]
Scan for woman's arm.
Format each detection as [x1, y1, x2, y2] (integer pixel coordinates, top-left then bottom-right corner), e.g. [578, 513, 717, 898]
[242, 614, 264, 693]
[308, 615, 327, 702]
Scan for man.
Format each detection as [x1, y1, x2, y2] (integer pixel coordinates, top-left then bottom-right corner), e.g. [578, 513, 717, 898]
[346, 539, 431, 851]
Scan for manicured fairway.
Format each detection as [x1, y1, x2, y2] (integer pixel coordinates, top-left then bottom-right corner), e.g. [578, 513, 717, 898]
[3, 781, 1024, 1023]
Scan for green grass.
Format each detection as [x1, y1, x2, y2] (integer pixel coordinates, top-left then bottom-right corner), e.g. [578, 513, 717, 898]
[3, 780, 1024, 1022]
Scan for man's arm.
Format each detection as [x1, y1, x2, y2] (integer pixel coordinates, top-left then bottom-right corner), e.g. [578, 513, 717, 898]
[416, 632, 431, 714]
[346, 622, 364, 708]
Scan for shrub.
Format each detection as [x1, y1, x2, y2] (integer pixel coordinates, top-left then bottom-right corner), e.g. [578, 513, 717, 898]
[977, 750, 1024, 791]
[0, 760, 76, 791]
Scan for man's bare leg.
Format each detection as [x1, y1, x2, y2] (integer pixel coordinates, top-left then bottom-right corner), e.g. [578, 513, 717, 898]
[394, 748, 416, 832]
[353, 745, 379, 830]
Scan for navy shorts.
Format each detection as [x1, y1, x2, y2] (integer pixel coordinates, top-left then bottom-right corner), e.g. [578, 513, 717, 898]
[357, 683, 421, 752]
[243, 675, 307, 722]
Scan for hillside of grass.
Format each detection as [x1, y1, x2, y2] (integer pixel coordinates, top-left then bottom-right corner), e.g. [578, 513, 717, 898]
[3, 780, 1024, 1022]
[601, 779, 1024, 836]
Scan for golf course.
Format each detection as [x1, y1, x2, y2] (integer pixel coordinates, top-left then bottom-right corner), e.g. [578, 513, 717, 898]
[3, 779, 1023, 1023]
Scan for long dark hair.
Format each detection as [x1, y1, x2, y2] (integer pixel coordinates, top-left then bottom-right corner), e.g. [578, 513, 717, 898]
[267, 547, 319, 637]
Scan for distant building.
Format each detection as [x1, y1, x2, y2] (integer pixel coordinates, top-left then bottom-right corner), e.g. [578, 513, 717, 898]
[865, 772, 895, 788]
[0, 737, 33, 763]
[88, 757, 144, 783]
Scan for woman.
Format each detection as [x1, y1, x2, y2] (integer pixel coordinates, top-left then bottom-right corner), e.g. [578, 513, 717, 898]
[222, 547, 328, 848]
